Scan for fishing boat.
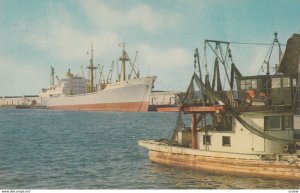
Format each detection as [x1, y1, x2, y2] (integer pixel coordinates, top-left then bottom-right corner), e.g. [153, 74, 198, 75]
[39, 44, 156, 112]
[139, 33, 300, 180]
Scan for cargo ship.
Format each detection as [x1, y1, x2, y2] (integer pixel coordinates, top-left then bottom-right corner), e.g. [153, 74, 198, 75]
[139, 33, 300, 180]
[39, 44, 156, 111]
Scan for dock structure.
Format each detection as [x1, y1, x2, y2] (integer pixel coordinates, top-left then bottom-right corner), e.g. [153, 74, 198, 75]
[148, 91, 185, 111]
[0, 95, 40, 107]
[15, 105, 47, 109]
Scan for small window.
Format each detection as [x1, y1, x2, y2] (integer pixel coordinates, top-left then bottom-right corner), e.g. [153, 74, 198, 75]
[241, 80, 246, 89]
[269, 116, 281, 129]
[203, 135, 211, 145]
[264, 116, 281, 130]
[240, 79, 257, 90]
[251, 79, 257, 89]
[283, 116, 292, 129]
[282, 77, 290, 88]
[272, 78, 281, 88]
[246, 80, 252, 89]
[222, 136, 231, 146]
[293, 79, 297, 87]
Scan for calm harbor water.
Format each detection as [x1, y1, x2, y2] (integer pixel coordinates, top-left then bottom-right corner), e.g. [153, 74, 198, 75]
[0, 108, 299, 189]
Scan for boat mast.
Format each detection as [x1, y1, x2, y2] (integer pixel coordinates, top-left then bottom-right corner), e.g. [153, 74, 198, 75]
[265, 32, 282, 95]
[266, 32, 279, 76]
[87, 43, 97, 92]
[119, 42, 129, 81]
[50, 66, 55, 87]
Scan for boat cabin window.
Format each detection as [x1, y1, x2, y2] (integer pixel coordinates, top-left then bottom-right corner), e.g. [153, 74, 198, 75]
[271, 77, 291, 88]
[222, 136, 231, 146]
[203, 135, 211, 145]
[240, 79, 257, 90]
[293, 79, 297, 87]
[272, 78, 281, 88]
[251, 79, 257, 89]
[283, 116, 293, 129]
[282, 77, 290, 87]
[264, 116, 281, 130]
[264, 116, 293, 130]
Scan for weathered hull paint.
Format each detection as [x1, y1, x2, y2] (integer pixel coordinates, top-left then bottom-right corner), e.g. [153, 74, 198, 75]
[139, 140, 300, 181]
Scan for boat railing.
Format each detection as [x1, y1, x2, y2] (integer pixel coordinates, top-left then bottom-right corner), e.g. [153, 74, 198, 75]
[208, 89, 294, 111]
[260, 153, 300, 162]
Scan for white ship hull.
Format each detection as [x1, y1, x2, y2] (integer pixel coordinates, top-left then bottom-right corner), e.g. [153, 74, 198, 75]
[40, 76, 155, 112]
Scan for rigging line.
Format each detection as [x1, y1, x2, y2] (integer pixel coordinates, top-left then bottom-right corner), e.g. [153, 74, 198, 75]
[193, 73, 292, 142]
[156, 80, 171, 91]
[219, 45, 232, 91]
[229, 41, 286, 46]
[204, 43, 209, 75]
[156, 78, 183, 91]
[207, 42, 224, 65]
[256, 43, 274, 75]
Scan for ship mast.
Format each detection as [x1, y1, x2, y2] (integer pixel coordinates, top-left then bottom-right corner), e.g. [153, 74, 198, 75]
[119, 42, 130, 81]
[50, 66, 55, 87]
[87, 43, 97, 92]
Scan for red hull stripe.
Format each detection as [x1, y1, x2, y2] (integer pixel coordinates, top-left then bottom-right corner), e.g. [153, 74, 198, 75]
[47, 101, 149, 112]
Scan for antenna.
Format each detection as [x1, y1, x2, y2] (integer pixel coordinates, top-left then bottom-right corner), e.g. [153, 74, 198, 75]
[81, 65, 85, 78]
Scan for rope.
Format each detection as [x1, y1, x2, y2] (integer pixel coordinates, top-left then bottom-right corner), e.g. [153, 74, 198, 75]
[229, 41, 286, 46]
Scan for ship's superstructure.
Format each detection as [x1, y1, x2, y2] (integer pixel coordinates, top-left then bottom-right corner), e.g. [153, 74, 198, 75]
[139, 33, 300, 180]
[40, 68, 88, 97]
[39, 44, 156, 111]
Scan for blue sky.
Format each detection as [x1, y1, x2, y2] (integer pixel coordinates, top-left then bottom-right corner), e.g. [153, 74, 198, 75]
[0, 0, 300, 95]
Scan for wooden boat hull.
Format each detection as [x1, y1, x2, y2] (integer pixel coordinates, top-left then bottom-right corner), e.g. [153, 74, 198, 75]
[139, 140, 300, 181]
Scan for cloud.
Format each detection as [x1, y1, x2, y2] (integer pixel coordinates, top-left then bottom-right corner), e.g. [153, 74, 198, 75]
[22, 1, 184, 63]
[79, 0, 122, 30]
[80, 0, 183, 34]
[128, 5, 163, 33]
[2, 1, 189, 95]
[140, 45, 191, 69]
[128, 4, 183, 34]
[136, 43, 193, 91]
[23, 7, 121, 62]
[0, 54, 48, 96]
